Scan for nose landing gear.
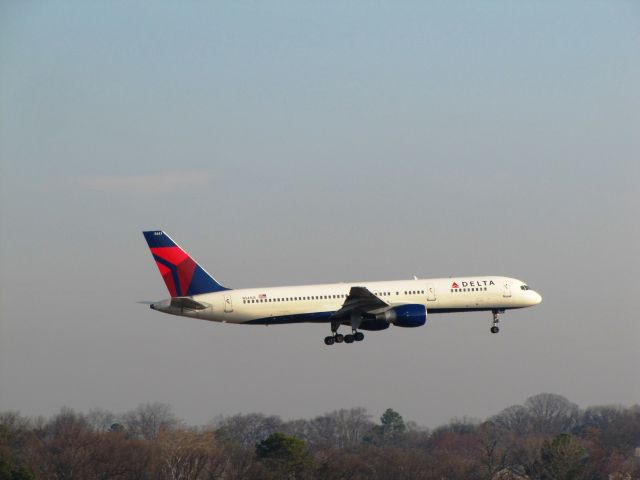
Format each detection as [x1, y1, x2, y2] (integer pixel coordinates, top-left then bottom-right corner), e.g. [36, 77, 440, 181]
[491, 309, 503, 334]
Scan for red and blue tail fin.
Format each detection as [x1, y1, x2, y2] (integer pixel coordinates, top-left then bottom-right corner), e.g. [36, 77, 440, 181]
[143, 231, 229, 296]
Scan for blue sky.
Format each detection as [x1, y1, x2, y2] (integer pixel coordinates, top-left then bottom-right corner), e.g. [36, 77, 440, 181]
[1, 1, 638, 426]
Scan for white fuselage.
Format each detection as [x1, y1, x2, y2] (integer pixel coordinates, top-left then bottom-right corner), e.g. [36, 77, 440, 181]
[151, 276, 542, 325]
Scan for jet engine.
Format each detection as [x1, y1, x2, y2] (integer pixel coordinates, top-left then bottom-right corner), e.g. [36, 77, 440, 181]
[358, 319, 390, 331]
[375, 304, 427, 328]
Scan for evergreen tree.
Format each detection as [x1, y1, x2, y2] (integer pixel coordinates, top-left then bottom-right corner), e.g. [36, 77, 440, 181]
[256, 432, 316, 479]
[366, 408, 406, 444]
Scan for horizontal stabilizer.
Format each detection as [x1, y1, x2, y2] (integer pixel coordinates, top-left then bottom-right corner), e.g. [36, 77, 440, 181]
[170, 297, 210, 310]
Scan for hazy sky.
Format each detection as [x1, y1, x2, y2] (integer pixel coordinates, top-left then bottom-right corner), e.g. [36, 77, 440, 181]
[1, 1, 638, 428]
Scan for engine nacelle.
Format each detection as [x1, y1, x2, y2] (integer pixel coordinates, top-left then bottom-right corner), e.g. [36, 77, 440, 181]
[359, 319, 390, 331]
[376, 304, 427, 328]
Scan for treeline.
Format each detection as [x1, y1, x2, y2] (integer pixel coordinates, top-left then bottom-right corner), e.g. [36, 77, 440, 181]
[1, 393, 639, 479]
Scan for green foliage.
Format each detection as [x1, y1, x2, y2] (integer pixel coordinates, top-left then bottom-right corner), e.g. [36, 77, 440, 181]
[368, 408, 406, 444]
[256, 432, 316, 479]
[538, 433, 587, 480]
[0, 457, 34, 480]
[109, 422, 124, 432]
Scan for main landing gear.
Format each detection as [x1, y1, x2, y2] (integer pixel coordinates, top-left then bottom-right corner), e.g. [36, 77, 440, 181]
[324, 323, 365, 345]
[491, 309, 504, 334]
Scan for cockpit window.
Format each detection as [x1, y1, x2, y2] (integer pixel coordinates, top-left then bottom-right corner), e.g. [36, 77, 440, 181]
[520, 285, 530, 291]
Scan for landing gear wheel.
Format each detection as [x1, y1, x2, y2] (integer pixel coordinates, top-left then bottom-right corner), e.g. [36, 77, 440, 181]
[334, 334, 344, 343]
[344, 334, 355, 343]
[354, 332, 364, 342]
[324, 336, 335, 345]
[490, 310, 502, 335]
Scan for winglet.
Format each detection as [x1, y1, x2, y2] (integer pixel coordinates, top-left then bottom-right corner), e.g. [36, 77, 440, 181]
[142, 231, 229, 296]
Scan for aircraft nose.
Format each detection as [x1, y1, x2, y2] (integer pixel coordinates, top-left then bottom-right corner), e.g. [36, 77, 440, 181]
[531, 291, 542, 305]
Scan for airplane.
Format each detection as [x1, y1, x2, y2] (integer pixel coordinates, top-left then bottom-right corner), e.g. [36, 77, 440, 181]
[142, 230, 542, 345]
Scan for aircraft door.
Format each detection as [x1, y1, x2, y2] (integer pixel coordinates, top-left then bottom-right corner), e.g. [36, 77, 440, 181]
[426, 285, 436, 301]
[502, 283, 511, 298]
[224, 294, 233, 313]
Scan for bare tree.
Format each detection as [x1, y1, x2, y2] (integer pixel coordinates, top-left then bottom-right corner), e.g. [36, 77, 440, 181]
[536, 433, 587, 480]
[215, 440, 262, 480]
[28, 407, 95, 480]
[213, 413, 284, 447]
[509, 434, 547, 479]
[315, 447, 374, 480]
[156, 428, 226, 480]
[122, 403, 179, 440]
[304, 408, 373, 449]
[474, 421, 510, 480]
[492, 405, 532, 436]
[524, 393, 580, 435]
[86, 408, 117, 432]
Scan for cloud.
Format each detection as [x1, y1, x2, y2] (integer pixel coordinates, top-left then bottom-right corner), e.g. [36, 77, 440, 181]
[77, 173, 211, 194]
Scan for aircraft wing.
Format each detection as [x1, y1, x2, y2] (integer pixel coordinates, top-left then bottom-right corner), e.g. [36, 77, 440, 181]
[330, 286, 389, 319]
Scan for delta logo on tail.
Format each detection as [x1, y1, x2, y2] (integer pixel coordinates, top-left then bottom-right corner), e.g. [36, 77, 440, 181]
[143, 231, 228, 296]
[150, 245, 197, 297]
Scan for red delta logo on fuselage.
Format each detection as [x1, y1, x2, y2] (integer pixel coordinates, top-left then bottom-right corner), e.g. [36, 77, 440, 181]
[451, 279, 495, 288]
